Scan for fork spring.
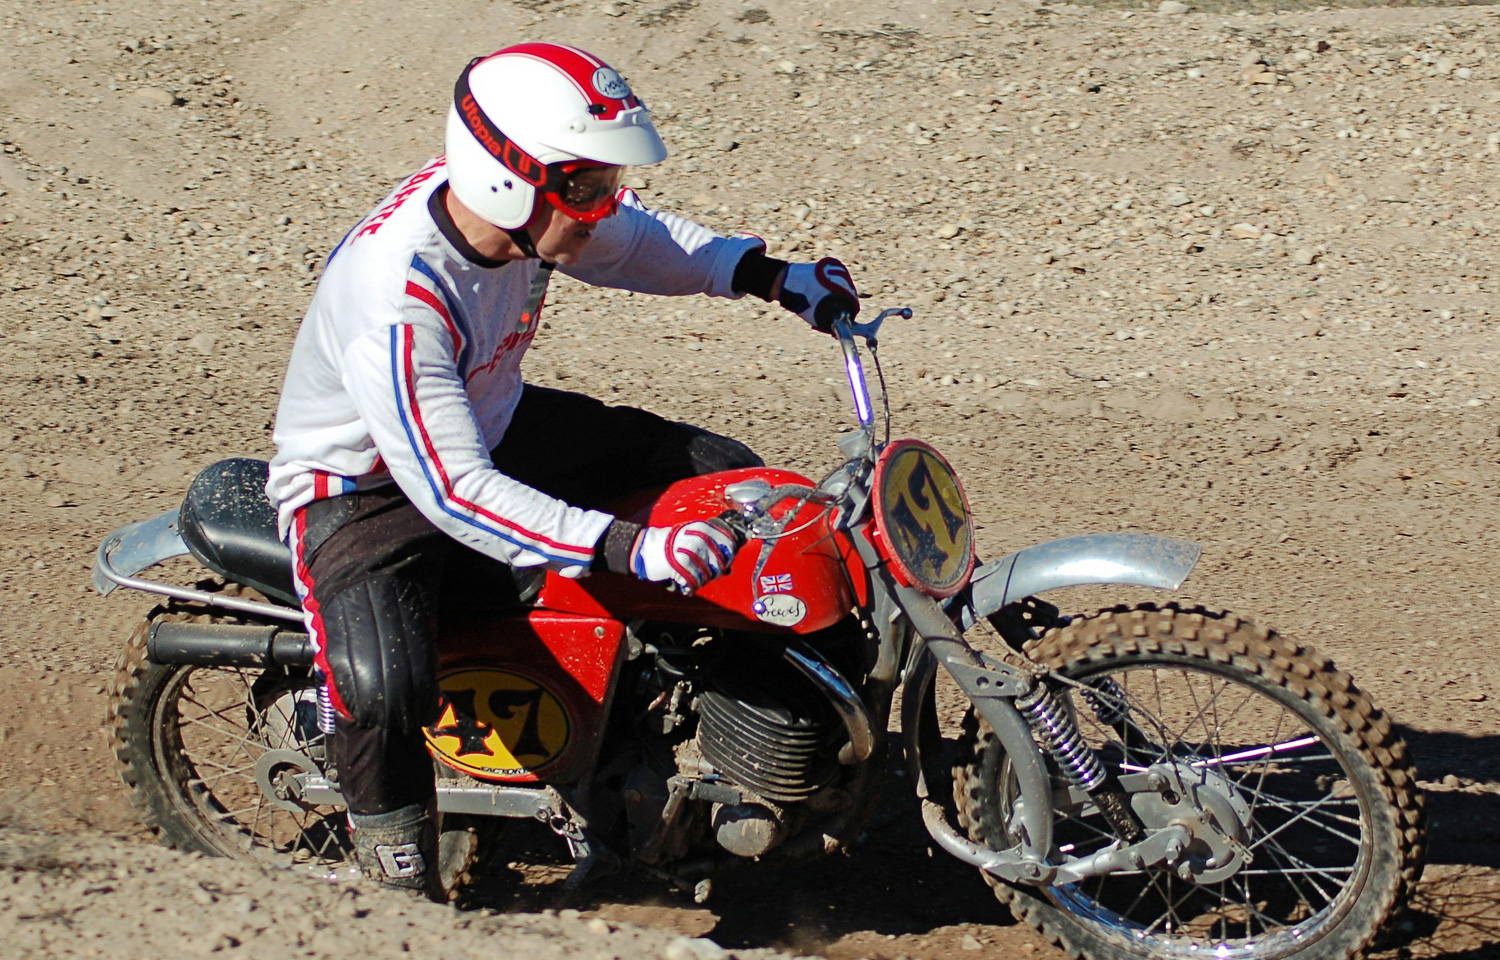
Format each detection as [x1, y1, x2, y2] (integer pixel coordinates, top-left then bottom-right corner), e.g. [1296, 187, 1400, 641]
[1017, 683, 1107, 792]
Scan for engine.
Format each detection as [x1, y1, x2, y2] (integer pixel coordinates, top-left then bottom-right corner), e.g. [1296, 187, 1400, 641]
[614, 625, 860, 863]
[695, 672, 840, 804]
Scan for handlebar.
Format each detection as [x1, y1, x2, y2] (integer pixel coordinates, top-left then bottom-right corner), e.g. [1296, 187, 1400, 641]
[830, 306, 913, 430]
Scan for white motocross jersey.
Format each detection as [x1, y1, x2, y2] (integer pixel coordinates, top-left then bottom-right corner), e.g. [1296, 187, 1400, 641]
[267, 157, 761, 577]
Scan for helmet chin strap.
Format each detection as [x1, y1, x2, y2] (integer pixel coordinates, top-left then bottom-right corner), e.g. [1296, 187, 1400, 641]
[505, 226, 539, 259]
[505, 196, 550, 259]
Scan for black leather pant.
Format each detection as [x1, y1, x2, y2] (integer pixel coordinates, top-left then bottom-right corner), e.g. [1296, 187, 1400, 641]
[292, 386, 761, 815]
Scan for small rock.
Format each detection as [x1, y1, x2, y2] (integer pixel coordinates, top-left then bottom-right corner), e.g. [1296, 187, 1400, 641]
[600, 1, 626, 15]
[936, 224, 961, 239]
[1158, 0, 1189, 13]
[1165, 191, 1191, 207]
[1455, 67, 1474, 80]
[776, 60, 797, 75]
[1229, 223, 1262, 240]
[586, 918, 612, 935]
[188, 332, 218, 355]
[1252, 71, 1278, 85]
[1434, 58, 1456, 76]
[664, 937, 728, 960]
[1293, 248, 1318, 266]
[133, 87, 177, 106]
[961, 934, 985, 950]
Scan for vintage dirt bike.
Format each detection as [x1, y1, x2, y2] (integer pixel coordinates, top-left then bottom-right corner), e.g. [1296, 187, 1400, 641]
[97, 306, 1423, 960]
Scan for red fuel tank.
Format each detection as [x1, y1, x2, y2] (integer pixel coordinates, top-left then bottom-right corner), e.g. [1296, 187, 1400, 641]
[536, 468, 866, 634]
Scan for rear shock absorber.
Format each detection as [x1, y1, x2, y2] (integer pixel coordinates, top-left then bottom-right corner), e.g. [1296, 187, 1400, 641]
[317, 676, 337, 737]
[1083, 676, 1129, 727]
[1016, 680, 1144, 842]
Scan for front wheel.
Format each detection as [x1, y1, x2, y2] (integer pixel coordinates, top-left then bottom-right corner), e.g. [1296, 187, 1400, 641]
[954, 603, 1425, 960]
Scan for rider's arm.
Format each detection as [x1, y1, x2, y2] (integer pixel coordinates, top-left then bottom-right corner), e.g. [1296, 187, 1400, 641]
[341, 322, 613, 578]
[560, 189, 764, 297]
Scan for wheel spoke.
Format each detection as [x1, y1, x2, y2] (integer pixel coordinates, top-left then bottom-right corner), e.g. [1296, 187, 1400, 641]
[1246, 789, 1347, 852]
[1257, 836, 1345, 905]
[1250, 792, 1365, 843]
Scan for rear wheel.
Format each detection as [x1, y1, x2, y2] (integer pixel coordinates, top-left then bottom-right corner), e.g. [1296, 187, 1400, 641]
[108, 607, 355, 873]
[107, 605, 490, 898]
[954, 603, 1424, 960]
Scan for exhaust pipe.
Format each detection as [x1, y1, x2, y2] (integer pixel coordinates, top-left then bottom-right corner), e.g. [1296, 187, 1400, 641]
[148, 620, 314, 668]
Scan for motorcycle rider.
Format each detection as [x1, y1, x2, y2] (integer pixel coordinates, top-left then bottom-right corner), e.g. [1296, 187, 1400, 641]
[265, 42, 860, 897]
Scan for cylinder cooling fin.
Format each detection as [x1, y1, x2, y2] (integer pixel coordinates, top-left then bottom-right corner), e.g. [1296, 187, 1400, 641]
[696, 666, 842, 803]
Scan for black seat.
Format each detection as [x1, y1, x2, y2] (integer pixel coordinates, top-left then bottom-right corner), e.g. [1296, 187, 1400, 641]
[178, 458, 299, 607]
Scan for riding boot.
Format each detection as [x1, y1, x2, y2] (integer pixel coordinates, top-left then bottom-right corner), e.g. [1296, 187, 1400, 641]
[348, 803, 445, 901]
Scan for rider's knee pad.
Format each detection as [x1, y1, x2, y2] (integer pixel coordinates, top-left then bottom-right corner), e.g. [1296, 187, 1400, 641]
[318, 569, 441, 736]
[680, 425, 764, 474]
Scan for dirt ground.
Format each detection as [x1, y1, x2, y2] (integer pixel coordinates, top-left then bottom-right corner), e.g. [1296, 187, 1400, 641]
[2, 0, 1499, 956]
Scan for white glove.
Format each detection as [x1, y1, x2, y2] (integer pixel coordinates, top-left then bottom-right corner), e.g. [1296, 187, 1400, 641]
[630, 520, 739, 594]
[778, 257, 860, 332]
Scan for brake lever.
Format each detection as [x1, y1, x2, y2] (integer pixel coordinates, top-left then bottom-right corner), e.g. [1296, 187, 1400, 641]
[836, 307, 913, 345]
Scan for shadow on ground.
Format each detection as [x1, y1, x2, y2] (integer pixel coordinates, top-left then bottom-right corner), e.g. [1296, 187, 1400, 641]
[464, 774, 1015, 954]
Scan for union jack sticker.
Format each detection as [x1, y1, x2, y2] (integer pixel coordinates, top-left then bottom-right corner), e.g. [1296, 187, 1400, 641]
[759, 573, 794, 594]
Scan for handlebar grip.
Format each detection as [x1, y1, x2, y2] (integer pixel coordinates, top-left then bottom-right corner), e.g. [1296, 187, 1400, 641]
[716, 510, 751, 549]
[814, 295, 859, 333]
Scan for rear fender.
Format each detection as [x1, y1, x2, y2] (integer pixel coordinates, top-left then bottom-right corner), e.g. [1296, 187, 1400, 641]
[94, 509, 303, 623]
[93, 510, 189, 595]
[957, 532, 1201, 630]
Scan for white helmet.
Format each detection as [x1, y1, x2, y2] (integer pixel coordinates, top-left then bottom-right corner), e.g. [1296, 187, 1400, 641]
[445, 42, 667, 230]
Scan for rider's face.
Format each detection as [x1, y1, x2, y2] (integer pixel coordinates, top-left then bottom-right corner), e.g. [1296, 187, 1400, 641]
[527, 200, 609, 266]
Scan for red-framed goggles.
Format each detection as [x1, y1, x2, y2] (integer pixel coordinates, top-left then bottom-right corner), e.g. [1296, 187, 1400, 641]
[454, 58, 624, 223]
[544, 161, 623, 222]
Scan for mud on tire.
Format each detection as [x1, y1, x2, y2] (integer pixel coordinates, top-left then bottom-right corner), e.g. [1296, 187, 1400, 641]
[953, 603, 1425, 960]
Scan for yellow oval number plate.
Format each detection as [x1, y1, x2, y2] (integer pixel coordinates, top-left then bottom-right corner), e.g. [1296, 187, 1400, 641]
[424, 669, 572, 779]
[873, 440, 975, 597]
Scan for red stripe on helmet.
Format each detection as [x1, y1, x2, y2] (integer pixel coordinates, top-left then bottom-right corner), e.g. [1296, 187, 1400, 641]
[490, 42, 639, 121]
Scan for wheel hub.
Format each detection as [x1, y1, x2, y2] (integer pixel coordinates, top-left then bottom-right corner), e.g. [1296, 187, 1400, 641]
[1130, 762, 1253, 884]
[254, 749, 323, 813]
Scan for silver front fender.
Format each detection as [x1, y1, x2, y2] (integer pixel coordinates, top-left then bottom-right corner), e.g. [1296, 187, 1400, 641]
[959, 532, 1201, 630]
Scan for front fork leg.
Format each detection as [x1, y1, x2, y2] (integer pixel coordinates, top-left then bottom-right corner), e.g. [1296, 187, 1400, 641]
[898, 585, 1146, 869]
